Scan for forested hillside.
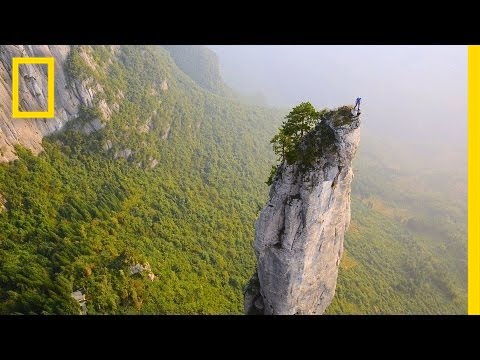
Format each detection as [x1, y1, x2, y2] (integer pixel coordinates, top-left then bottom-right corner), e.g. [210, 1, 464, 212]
[0, 45, 466, 314]
[0, 45, 281, 314]
[162, 46, 231, 96]
[328, 134, 467, 314]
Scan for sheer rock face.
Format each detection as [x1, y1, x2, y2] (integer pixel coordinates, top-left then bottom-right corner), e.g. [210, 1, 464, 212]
[245, 109, 361, 315]
[0, 45, 104, 162]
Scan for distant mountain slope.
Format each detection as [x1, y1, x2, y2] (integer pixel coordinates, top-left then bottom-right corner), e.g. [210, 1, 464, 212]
[162, 45, 231, 96]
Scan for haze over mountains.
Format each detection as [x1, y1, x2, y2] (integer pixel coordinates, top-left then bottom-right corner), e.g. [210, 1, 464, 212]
[210, 45, 467, 153]
[211, 45, 467, 314]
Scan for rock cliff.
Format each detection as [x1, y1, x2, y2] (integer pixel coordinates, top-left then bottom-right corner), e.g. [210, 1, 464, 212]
[245, 107, 361, 315]
[0, 45, 107, 162]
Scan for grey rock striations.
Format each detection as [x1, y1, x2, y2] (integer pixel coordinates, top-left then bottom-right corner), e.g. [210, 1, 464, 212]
[245, 107, 361, 315]
[0, 45, 110, 162]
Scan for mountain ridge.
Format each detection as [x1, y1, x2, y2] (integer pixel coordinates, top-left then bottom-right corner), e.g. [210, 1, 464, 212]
[0, 45, 281, 314]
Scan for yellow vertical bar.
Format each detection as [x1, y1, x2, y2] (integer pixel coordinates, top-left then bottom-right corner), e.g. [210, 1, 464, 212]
[469, 45, 480, 315]
[47, 58, 55, 118]
[12, 57, 19, 116]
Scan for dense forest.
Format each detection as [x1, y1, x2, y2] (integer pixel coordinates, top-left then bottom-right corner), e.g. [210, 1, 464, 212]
[0, 45, 466, 314]
[328, 132, 466, 314]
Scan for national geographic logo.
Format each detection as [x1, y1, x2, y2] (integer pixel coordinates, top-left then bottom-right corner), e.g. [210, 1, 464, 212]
[11, 57, 55, 118]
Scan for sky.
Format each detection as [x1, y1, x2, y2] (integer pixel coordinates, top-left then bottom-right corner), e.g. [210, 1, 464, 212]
[209, 45, 467, 149]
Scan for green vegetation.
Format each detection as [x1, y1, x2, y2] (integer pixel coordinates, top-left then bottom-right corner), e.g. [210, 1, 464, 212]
[327, 135, 467, 314]
[162, 45, 231, 96]
[265, 99, 465, 314]
[270, 102, 321, 163]
[267, 102, 323, 185]
[267, 103, 356, 184]
[0, 45, 466, 314]
[0, 45, 281, 314]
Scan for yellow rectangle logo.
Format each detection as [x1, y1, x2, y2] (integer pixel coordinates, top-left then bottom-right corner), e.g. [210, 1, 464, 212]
[12, 57, 55, 118]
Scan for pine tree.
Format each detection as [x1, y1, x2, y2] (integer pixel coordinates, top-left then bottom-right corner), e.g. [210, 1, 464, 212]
[270, 127, 292, 161]
[283, 102, 320, 140]
[270, 101, 320, 164]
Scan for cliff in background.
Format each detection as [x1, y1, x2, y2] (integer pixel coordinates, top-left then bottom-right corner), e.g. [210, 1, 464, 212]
[0, 45, 112, 162]
[245, 108, 361, 315]
[0, 45, 283, 314]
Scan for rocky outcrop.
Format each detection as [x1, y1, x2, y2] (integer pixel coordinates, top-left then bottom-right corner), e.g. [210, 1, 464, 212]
[161, 125, 171, 140]
[129, 262, 156, 281]
[71, 290, 87, 315]
[0, 192, 6, 213]
[76, 117, 105, 135]
[245, 107, 361, 315]
[160, 79, 168, 91]
[0, 45, 109, 162]
[149, 157, 159, 169]
[114, 148, 133, 160]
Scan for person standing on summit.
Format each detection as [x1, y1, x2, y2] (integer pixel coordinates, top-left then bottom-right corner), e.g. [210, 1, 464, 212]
[353, 97, 361, 115]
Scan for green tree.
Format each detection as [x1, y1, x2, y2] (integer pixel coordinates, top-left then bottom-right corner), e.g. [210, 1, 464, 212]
[283, 102, 320, 140]
[270, 101, 320, 166]
[270, 127, 292, 161]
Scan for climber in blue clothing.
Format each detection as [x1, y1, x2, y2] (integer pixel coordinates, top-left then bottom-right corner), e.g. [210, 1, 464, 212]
[353, 97, 361, 115]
